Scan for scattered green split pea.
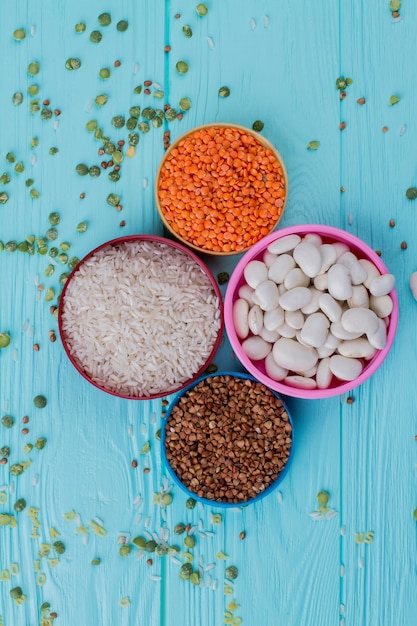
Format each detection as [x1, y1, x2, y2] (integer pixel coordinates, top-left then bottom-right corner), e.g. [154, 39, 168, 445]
[90, 30, 102, 43]
[196, 4, 208, 16]
[406, 187, 417, 200]
[218, 86, 230, 98]
[28, 62, 40, 75]
[13, 28, 26, 40]
[389, 95, 400, 106]
[252, 120, 264, 132]
[116, 20, 129, 32]
[33, 395, 47, 408]
[65, 58, 81, 70]
[98, 12, 111, 26]
[176, 61, 189, 74]
[307, 141, 320, 150]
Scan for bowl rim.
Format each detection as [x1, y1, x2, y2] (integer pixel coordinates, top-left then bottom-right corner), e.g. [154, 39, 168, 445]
[161, 370, 295, 508]
[154, 122, 289, 256]
[224, 224, 399, 399]
[58, 234, 224, 400]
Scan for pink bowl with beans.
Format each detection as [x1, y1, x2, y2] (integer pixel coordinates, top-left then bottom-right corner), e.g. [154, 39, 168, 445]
[224, 224, 398, 399]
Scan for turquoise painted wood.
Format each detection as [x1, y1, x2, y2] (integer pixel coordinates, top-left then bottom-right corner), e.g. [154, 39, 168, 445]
[0, 1, 416, 625]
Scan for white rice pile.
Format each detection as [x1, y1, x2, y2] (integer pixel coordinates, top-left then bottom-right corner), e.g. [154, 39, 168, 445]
[60, 240, 221, 397]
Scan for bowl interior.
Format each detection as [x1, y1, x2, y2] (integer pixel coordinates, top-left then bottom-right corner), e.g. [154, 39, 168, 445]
[161, 371, 295, 507]
[155, 123, 288, 256]
[224, 224, 398, 399]
[58, 235, 224, 400]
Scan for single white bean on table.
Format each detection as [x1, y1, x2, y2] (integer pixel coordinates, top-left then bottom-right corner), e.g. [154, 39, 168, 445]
[234, 234, 395, 390]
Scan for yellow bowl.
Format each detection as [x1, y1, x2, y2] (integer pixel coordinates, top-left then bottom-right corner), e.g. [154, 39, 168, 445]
[155, 123, 288, 256]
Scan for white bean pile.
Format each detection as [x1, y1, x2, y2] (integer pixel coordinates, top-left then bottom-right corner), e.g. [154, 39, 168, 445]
[232, 233, 395, 390]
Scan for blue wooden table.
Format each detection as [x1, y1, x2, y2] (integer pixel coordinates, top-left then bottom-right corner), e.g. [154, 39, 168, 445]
[1, 2, 416, 625]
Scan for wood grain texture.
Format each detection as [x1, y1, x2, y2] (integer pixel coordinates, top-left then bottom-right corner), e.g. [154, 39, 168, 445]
[1, 1, 416, 625]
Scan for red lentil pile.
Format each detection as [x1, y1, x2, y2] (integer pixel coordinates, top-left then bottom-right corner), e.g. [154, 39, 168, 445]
[157, 126, 287, 253]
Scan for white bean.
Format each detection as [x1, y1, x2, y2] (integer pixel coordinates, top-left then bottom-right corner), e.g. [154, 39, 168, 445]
[254, 280, 280, 311]
[264, 352, 288, 381]
[262, 249, 277, 268]
[264, 306, 285, 331]
[318, 244, 337, 274]
[369, 273, 395, 296]
[367, 318, 387, 350]
[337, 338, 376, 359]
[358, 258, 380, 288]
[268, 254, 296, 284]
[293, 241, 322, 277]
[301, 287, 322, 314]
[233, 299, 249, 339]
[327, 264, 353, 300]
[241, 336, 271, 360]
[319, 293, 343, 323]
[272, 338, 318, 371]
[348, 285, 369, 309]
[276, 321, 297, 338]
[279, 287, 312, 311]
[341, 307, 379, 335]
[284, 375, 317, 390]
[316, 357, 333, 389]
[260, 327, 280, 342]
[329, 354, 363, 381]
[369, 294, 393, 318]
[284, 267, 310, 289]
[244, 260, 268, 289]
[238, 284, 255, 305]
[300, 312, 329, 348]
[285, 309, 304, 330]
[339, 251, 368, 285]
[267, 234, 301, 254]
[409, 271, 417, 300]
[248, 305, 263, 335]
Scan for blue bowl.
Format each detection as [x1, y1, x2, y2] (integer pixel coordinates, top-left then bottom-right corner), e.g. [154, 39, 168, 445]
[161, 371, 295, 508]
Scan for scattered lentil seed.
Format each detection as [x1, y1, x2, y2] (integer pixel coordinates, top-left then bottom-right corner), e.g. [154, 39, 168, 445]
[119, 544, 131, 557]
[406, 187, 417, 200]
[401, 241, 407, 249]
[10, 587, 23, 599]
[174, 13, 181, 18]
[147, 558, 153, 565]
[218, 86, 230, 98]
[114, 60, 121, 67]
[131, 460, 138, 468]
[196, 4, 208, 16]
[382, 126, 389, 133]
[357, 97, 366, 105]
[95, 94, 108, 106]
[98, 12, 111, 26]
[340, 91, 346, 100]
[28, 61, 40, 75]
[12, 92, 23, 105]
[346, 396, 355, 404]
[49, 332, 57, 342]
[14, 498, 27, 512]
[119, 220, 125, 227]
[176, 61, 189, 74]
[389, 219, 395, 227]
[33, 395, 47, 408]
[239, 531, 246, 540]
[90, 30, 102, 43]
[116, 20, 129, 31]
[22, 416, 29, 424]
[143, 467, 150, 474]
[53, 540, 65, 554]
[1, 415, 14, 427]
[252, 120, 264, 131]
[225, 566, 238, 580]
[65, 57, 81, 70]
[339, 122, 346, 130]
[76, 163, 89, 176]
[179, 97, 192, 111]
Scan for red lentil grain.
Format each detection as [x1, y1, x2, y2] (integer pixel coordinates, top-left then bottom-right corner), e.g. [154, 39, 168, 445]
[114, 60, 121, 67]
[33, 344, 40, 351]
[164, 45, 171, 53]
[22, 416, 29, 424]
[357, 97, 366, 105]
[147, 558, 153, 565]
[119, 220, 126, 227]
[144, 80, 152, 86]
[54, 109, 61, 116]
[22, 428, 29, 435]
[43, 99, 50, 106]
[144, 88, 151, 95]
[0, 459, 7, 465]
[131, 460, 138, 468]
[80, 193, 85, 199]
[401, 241, 407, 250]
[339, 121, 346, 130]
[143, 467, 150, 474]
[382, 126, 389, 133]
